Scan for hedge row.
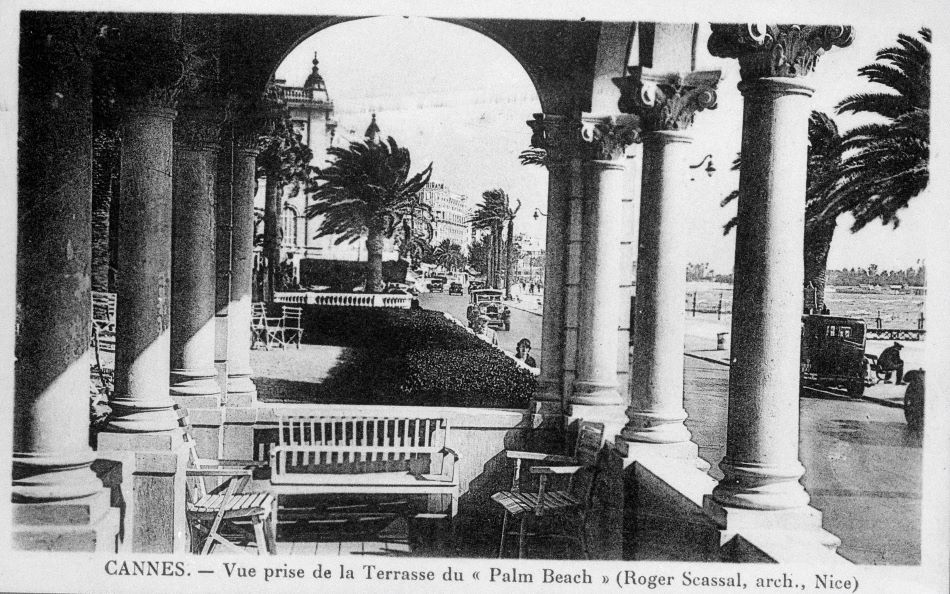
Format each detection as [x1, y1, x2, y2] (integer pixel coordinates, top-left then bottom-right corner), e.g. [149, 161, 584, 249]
[269, 305, 536, 408]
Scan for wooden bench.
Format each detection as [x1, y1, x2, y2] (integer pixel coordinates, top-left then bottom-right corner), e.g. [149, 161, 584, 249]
[268, 415, 460, 528]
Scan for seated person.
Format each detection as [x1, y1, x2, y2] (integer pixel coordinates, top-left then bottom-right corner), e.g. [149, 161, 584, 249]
[515, 338, 537, 368]
[877, 341, 906, 385]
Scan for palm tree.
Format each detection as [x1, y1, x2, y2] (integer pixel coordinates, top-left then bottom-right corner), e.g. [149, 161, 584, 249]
[469, 189, 518, 291]
[721, 111, 845, 310]
[396, 212, 434, 269]
[306, 136, 433, 293]
[432, 239, 467, 272]
[257, 83, 317, 301]
[824, 28, 930, 231]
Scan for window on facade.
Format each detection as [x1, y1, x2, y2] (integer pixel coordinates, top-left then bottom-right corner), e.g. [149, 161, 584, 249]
[282, 205, 298, 246]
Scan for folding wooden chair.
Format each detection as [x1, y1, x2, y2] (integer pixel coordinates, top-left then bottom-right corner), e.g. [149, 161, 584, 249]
[250, 302, 271, 350]
[491, 422, 604, 559]
[176, 405, 276, 555]
[274, 305, 303, 348]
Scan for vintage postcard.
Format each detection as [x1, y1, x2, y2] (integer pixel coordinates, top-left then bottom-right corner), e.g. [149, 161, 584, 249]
[0, 0, 947, 592]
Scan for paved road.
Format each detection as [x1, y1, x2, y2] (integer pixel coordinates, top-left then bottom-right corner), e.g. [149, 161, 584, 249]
[420, 292, 542, 355]
[419, 295, 921, 564]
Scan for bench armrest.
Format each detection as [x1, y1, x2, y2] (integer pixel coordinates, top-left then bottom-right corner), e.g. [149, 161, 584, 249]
[506, 450, 576, 464]
[529, 465, 584, 475]
[440, 447, 459, 462]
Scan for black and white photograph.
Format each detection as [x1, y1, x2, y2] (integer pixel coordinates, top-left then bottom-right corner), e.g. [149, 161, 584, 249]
[2, 1, 948, 592]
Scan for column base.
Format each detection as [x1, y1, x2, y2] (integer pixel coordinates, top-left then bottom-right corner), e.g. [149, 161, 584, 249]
[566, 403, 628, 437]
[12, 451, 103, 502]
[105, 397, 180, 433]
[170, 366, 222, 406]
[13, 489, 119, 552]
[615, 439, 702, 465]
[226, 372, 258, 407]
[570, 380, 623, 406]
[703, 495, 842, 559]
[97, 432, 190, 553]
[620, 409, 692, 444]
[712, 459, 810, 510]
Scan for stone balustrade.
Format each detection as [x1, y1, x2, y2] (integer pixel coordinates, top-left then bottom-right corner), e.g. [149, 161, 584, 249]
[274, 292, 413, 309]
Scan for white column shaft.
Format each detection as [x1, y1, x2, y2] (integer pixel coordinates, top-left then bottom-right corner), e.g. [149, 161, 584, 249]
[623, 131, 693, 443]
[226, 147, 258, 403]
[713, 77, 814, 510]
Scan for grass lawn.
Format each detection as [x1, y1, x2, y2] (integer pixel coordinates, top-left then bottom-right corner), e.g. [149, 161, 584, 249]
[252, 306, 536, 408]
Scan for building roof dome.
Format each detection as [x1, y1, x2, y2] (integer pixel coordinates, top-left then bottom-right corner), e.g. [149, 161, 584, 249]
[303, 51, 326, 91]
[364, 113, 381, 142]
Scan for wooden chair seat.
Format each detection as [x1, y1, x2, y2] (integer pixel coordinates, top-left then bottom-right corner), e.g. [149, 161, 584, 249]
[491, 490, 580, 516]
[190, 492, 274, 517]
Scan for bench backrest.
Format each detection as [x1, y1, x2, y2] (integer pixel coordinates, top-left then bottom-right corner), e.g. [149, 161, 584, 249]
[273, 416, 450, 475]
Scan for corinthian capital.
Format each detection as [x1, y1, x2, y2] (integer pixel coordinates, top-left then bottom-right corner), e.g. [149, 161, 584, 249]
[579, 113, 640, 161]
[525, 113, 582, 165]
[614, 67, 721, 132]
[708, 24, 854, 80]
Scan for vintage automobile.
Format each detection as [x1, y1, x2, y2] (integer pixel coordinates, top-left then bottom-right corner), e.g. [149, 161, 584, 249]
[448, 282, 464, 295]
[467, 280, 485, 294]
[469, 289, 505, 330]
[800, 314, 870, 397]
[427, 276, 447, 293]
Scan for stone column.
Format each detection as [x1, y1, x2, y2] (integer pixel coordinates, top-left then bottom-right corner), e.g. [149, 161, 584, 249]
[706, 25, 853, 511]
[170, 110, 223, 408]
[105, 103, 180, 433]
[214, 133, 234, 393]
[13, 14, 118, 552]
[226, 128, 259, 406]
[526, 114, 577, 416]
[614, 68, 720, 450]
[95, 15, 194, 553]
[569, 114, 639, 427]
[14, 14, 103, 505]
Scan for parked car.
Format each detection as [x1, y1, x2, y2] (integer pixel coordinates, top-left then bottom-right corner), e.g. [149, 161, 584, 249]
[800, 314, 869, 397]
[468, 280, 485, 294]
[470, 289, 504, 330]
[427, 276, 447, 293]
[448, 282, 463, 295]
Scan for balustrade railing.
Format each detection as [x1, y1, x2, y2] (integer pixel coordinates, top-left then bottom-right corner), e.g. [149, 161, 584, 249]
[273, 292, 412, 309]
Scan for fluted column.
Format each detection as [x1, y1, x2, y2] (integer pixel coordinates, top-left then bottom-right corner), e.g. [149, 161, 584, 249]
[707, 24, 853, 510]
[615, 68, 721, 445]
[570, 114, 639, 423]
[14, 14, 103, 503]
[526, 114, 578, 414]
[170, 110, 222, 406]
[225, 126, 259, 406]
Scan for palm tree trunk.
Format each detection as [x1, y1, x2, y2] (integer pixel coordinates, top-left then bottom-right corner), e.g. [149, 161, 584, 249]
[263, 176, 282, 301]
[804, 218, 837, 313]
[505, 219, 514, 299]
[494, 222, 503, 289]
[366, 226, 385, 293]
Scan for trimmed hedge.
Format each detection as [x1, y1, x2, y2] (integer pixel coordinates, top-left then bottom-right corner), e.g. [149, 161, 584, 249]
[269, 306, 535, 408]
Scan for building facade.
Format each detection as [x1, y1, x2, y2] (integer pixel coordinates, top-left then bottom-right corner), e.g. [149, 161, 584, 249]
[419, 182, 469, 250]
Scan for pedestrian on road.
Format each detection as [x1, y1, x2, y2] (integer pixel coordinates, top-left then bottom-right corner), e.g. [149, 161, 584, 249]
[501, 306, 511, 331]
[877, 341, 906, 385]
[515, 338, 537, 368]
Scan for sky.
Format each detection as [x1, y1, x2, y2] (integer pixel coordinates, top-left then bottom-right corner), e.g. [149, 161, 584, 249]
[275, 17, 930, 274]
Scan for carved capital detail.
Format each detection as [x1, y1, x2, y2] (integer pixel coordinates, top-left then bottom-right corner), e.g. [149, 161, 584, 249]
[174, 109, 224, 150]
[708, 24, 854, 80]
[525, 113, 582, 165]
[579, 113, 640, 161]
[615, 67, 721, 132]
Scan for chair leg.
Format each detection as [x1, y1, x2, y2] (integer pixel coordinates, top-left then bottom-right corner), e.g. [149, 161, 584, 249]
[517, 516, 528, 559]
[252, 516, 267, 556]
[497, 511, 509, 558]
